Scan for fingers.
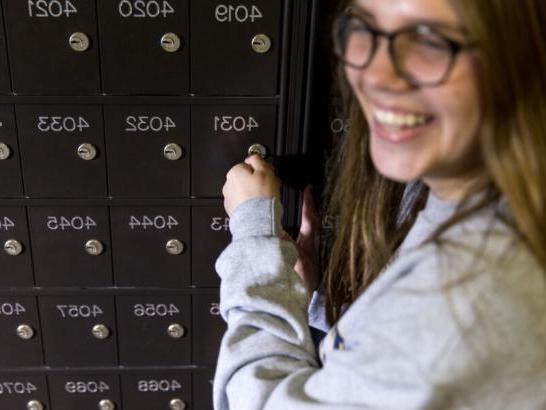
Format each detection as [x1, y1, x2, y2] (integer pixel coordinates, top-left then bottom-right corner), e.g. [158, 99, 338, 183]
[298, 185, 317, 239]
[244, 154, 272, 172]
[226, 162, 253, 181]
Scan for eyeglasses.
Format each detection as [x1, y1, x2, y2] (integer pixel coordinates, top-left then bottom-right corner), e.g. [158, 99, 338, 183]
[333, 8, 475, 87]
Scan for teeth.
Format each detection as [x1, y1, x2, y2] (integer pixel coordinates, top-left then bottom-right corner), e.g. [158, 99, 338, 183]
[375, 109, 428, 128]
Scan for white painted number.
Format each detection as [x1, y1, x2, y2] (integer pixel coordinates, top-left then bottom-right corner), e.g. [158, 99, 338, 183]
[0, 217, 15, 231]
[28, 0, 77, 17]
[119, 0, 175, 18]
[137, 379, 182, 392]
[37, 116, 90, 132]
[133, 303, 180, 317]
[128, 215, 179, 230]
[46, 216, 97, 231]
[56, 304, 104, 318]
[125, 116, 176, 132]
[214, 116, 259, 132]
[210, 217, 229, 232]
[0, 382, 37, 395]
[215, 4, 263, 23]
[209, 303, 220, 316]
[0, 303, 26, 316]
[65, 381, 110, 394]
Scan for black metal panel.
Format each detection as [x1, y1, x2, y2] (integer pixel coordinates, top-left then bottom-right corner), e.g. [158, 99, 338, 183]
[191, 0, 282, 95]
[117, 295, 191, 365]
[0, 5, 10, 94]
[191, 104, 277, 197]
[0, 105, 22, 197]
[3, 0, 100, 95]
[98, 0, 189, 94]
[0, 207, 33, 288]
[49, 374, 121, 410]
[28, 206, 112, 287]
[105, 105, 190, 198]
[191, 206, 229, 287]
[192, 293, 224, 366]
[193, 372, 214, 410]
[17, 105, 107, 198]
[121, 372, 192, 410]
[39, 295, 117, 366]
[0, 296, 43, 367]
[111, 206, 190, 287]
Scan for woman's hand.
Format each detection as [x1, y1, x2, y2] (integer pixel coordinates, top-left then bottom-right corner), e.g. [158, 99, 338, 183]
[222, 155, 281, 217]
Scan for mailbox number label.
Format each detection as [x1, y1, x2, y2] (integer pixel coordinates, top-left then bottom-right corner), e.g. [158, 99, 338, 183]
[119, 0, 175, 18]
[210, 217, 229, 232]
[129, 215, 179, 230]
[28, 0, 77, 17]
[137, 379, 181, 392]
[209, 303, 220, 316]
[65, 381, 110, 394]
[125, 116, 176, 132]
[0, 303, 26, 316]
[0, 382, 37, 395]
[215, 5, 263, 23]
[46, 216, 97, 231]
[56, 304, 104, 318]
[133, 303, 180, 317]
[37, 116, 90, 132]
[214, 116, 259, 132]
[0, 217, 15, 231]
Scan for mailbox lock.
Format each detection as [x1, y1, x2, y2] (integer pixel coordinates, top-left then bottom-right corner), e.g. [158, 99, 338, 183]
[26, 400, 44, 410]
[0, 142, 11, 160]
[85, 239, 104, 256]
[163, 143, 184, 160]
[167, 323, 186, 339]
[161, 33, 183, 53]
[16, 324, 35, 340]
[98, 399, 116, 410]
[4, 239, 23, 256]
[169, 398, 187, 410]
[77, 143, 98, 161]
[92, 324, 110, 339]
[248, 143, 268, 159]
[69, 32, 91, 52]
[166, 239, 185, 255]
[251, 34, 272, 54]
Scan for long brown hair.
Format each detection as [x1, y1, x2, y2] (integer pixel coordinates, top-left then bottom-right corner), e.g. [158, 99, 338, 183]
[323, 0, 546, 324]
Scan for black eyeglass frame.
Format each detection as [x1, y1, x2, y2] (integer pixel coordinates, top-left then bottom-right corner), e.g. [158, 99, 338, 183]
[333, 8, 476, 87]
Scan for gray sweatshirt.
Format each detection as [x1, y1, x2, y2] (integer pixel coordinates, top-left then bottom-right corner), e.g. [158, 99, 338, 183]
[213, 193, 546, 409]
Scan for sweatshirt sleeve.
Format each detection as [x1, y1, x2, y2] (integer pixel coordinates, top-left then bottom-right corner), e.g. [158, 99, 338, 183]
[212, 198, 438, 410]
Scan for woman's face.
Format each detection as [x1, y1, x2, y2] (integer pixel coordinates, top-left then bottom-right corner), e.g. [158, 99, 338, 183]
[346, 0, 483, 199]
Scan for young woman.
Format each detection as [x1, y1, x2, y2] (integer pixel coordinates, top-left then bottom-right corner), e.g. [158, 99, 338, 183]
[214, 0, 546, 408]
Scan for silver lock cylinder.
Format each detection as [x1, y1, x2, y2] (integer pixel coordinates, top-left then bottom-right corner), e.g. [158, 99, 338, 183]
[77, 143, 98, 160]
[251, 34, 272, 54]
[163, 143, 184, 161]
[161, 33, 182, 53]
[69, 32, 91, 52]
[169, 398, 187, 410]
[247, 143, 267, 159]
[92, 324, 110, 340]
[167, 323, 185, 339]
[0, 142, 11, 160]
[98, 399, 116, 410]
[165, 239, 185, 255]
[4, 239, 23, 256]
[26, 400, 44, 410]
[85, 239, 104, 256]
[16, 324, 35, 340]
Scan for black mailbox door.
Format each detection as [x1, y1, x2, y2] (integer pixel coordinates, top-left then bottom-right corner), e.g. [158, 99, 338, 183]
[17, 105, 107, 197]
[0, 376, 49, 409]
[3, 0, 100, 94]
[111, 206, 190, 287]
[49, 374, 121, 410]
[39, 296, 117, 366]
[29, 206, 112, 287]
[0, 105, 23, 197]
[0, 6, 10, 94]
[105, 105, 190, 197]
[192, 293, 225, 366]
[191, 0, 282, 95]
[98, 0, 189, 94]
[191, 104, 277, 197]
[0, 297, 43, 367]
[193, 373, 214, 410]
[191, 206, 230, 287]
[121, 373, 192, 410]
[117, 295, 191, 365]
[0, 207, 33, 288]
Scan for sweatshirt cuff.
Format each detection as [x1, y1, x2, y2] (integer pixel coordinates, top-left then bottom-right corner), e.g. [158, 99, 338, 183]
[229, 197, 284, 240]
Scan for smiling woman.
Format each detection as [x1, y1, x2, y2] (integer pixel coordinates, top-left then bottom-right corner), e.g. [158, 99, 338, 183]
[213, 0, 546, 409]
